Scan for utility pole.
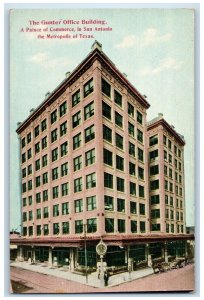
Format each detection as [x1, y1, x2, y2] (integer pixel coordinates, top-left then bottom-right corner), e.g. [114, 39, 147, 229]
[84, 223, 88, 283]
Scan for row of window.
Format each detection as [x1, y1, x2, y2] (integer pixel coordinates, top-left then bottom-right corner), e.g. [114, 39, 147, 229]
[149, 134, 182, 158]
[149, 164, 183, 183]
[151, 223, 184, 233]
[21, 124, 95, 164]
[150, 194, 183, 209]
[150, 179, 183, 195]
[23, 218, 146, 236]
[151, 208, 184, 221]
[149, 149, 183, 170]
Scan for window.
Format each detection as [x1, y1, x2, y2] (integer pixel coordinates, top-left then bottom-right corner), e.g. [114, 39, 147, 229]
[137, 111, 143, 124]
[36, 208, 41, 220]
[84, 78, 93, 97]
[61, 162, 68, 176]
[29, 226, 33, 236]
[53, 204, 59, 217]
[62, 222, 69, 234]
[59, 101, 67, 117]
[105, 218, 114, 233]
[138, 148, 143, 162]
[129, 142, 135, 157]
[51, 109, 57, 124]
[62, 182, 69, 196]
[163, 135, 167, 145]
[27, 132, 31, 144]
[117, 177, 125, 192]
[151, 209, 160, 219]
[137, 129, 143, 144]
[85, 125, 95, 143]
[87, 218, 97, 233]
[168, 140, 172, 150]
[42, 224, 49, 236]
[22, 153, 26, 163]
[115, 133, 123, 149]
[128, 122, 134, 137]
[74, 155, 82, 171]
[72, 112, 81, 128]
[170, 196, 174, 206]
[84, 101, 94, 120]
[42, 154, 48, 167]
[74, 177, 82, 193]
[87, 196, 96, 211]
[169, 168, 173, 179]
[151, 195, 160, 205]
[86, 173, 96, 189]
[179, 175, 182, 184]
[23, 198, 27, 207]
[178, 149, 181, 158]
[36, 192, 41, 203]
[139, 185, 144, 198]
[164, 165, 168, 176]
[28, 180, 32, 190]
[165, 180, 168, 190]
[34, 125, 39, 138]
[150, 165, 159, 176]
[42, 172, 48, 184]
[181, 212, 183, 221]
[85, 149, 95, 166]
[116, 155, 124, 171]
[176, 185, 179, 195]
[72, 90, 80, 107]
[62, 202, 69, 215]
[103, 148, 112, 166]
[180, 187, 182, 196]
[60, 121, 67, 136]
[43, 207, 49, 218]
[115, 111, 123, 128]
[170, 210, 174, 220]
[41, 119, 47, 132]
[130, 182, 136, 195]
[149, 135, 158, 146]
[75, 220, 83, 233]
[165, 208, 169, 218]
[151, 224, 160, 231]
[140, 221, 146, 233]
[22, 168, 26, 178]
[114, 90, 122, 106]
[138, 167, 144, 180]
[129, 162, 136, 176]
[179, 162, 182, 171]
[104, 172, 113, 189]
[102, 78, 111, 98]
[73, 133, 82, 150]
[128, 103, 134, 117]
[102, 101, 111, 120]
[174, 145, 177, 155]
[130, 201, 137, 214]
[169, 154, 172, 164]
[27, 148, 32, 160]
[28, 196, 32, 205]
[61, 142, 68, 157]
[149, 149, 158, 161]
[176, 211, 180, 221]
[117, 198, 125, 212]
[166, 223, 169, 233]
[52, 186, 59, 199]
[118, 219, 125, 233]
[51, 128, 58, 143]
[35, 159, 40, 171]
[164, 150, 167, 160]
[52, 148, 58, 162]
[42, 136, 47, 149]
[169, 182, 173, 192]
[103, 125, 112, 143]
[104, 195, 114, 211]
[150, 180, 159, 190]
[35, 142, 40, 154]
[21, 137, 26, 148]
[43, 190, 48, 201]
[23, 212, 27, 222]
[37, 225, 41, 236]
[52, 167, 58, 180]
[53, 223, 59, 235]
[131, 220, 137, 233]
[22, 182, 26, 193]
[75, 199, 83, 213]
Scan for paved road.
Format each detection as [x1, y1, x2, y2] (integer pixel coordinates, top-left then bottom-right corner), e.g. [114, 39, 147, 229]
[10, 264, 195, 294]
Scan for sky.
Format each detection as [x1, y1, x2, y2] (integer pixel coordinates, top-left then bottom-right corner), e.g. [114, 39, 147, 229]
[10, 8, 195, 230]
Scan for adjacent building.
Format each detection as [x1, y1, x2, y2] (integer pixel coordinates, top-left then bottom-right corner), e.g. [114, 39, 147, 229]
[12, 41, 194, 273]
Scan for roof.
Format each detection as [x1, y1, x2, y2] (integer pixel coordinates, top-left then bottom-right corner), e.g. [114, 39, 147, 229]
[16, 41, 150, 134]
[147, 114, 185, 146]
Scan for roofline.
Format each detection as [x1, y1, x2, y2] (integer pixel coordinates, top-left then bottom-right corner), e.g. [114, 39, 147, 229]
[16, 48, 150, 134]
[147, 118, 185, 146]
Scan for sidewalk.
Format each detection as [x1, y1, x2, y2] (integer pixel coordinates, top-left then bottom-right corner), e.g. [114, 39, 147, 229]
[10, 261, 154, 288]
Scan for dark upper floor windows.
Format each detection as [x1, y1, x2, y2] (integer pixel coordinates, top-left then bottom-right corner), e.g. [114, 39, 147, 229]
[115, 111, 123, 128]
[137, 110, 143, 124]
[114, 90, 122, 107]
[128, 103, 134, 117]
[102, 78, 111, 98]
[85, 125, 95, 143]
[21, 137, 26, 148]
[102, 101, 111, 120]
[149, 135, 158, 146]
[84, 101, 94, 120]
[59, 101, 67, 117]
[72, 112, 81, 128]
[41, 119, 47, 132]
[103, 148, 113, 166]
[84, 78, 93, 98]
[103, 125, 112, 143]
[51, 109, 57, 124]
[72, 89, 80, 107]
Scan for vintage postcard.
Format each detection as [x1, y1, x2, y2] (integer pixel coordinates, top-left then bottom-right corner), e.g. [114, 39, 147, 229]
[9, 7, 195, 294]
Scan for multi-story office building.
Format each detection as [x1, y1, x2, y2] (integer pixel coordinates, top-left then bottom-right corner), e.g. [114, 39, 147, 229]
[147, 114, 186, 235]
[13, 41, 193, 273]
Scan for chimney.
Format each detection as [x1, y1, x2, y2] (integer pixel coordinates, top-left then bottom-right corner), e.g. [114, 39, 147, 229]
[17, 122, 21, 127]
[123, 73, 127, 78]
[45, 92, 51, 99]
[65, 71, 71, 78]
[91, 40, 102, 52]
[29, 108, 35, 114]
[158, 113, 163, 119]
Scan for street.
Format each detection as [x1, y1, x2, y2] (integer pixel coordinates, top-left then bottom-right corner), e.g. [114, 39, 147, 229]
[10, 263, 195, 294]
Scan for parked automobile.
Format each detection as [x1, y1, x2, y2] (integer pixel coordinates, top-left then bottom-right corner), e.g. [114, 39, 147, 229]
[169, 258, 186, 269]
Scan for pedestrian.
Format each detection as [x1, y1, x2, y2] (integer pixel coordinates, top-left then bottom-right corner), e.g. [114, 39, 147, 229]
[104, 271, 109, 286]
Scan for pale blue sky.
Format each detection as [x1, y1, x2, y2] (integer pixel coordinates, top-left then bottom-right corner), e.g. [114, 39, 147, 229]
[10, 8, 194, 229]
